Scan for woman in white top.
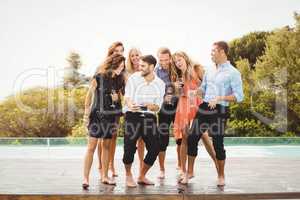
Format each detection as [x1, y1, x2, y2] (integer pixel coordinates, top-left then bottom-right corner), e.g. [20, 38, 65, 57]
[124, 48, 145, 173]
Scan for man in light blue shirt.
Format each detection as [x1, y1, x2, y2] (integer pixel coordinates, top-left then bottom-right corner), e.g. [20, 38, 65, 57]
[201, 61, 244, 107]
[186, 41, 244, 187]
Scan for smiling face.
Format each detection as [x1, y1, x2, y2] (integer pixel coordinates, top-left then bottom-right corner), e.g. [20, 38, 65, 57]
[139, 60, 152, 77]
[211, 44, 223, 64]
[113, 61, 125, 76]
[174, 55, 187, 73]
[130, 49, 140, 68]
[158, 53, 171, 70]
[113, 45, 125, 56]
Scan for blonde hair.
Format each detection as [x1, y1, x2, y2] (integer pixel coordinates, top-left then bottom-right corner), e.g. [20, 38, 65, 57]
[126, 48, 142, 75]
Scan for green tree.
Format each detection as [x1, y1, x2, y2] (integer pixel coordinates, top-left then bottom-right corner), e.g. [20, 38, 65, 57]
[229, 31, 270, 68]
[0, 86, 88, 137]
[254, 12, 300, 135]
[63, 51, 89, 89]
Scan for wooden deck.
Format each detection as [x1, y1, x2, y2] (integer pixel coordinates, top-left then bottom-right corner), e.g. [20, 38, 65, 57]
[1, 146, 300, 199]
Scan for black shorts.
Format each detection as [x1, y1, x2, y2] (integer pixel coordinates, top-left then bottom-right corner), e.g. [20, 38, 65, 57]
[88, 111, 117, 139]
[123, 112, 160, 166]
[158, 99, 178, 151]
[187, 102, 229, 160]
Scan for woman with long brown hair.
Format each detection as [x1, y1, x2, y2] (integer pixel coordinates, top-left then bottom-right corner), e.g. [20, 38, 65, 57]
[107, 41, 124, 57]
[171, 51, 218, 184]
[82, 53, 125, 189]
[96, 42, 125, 178]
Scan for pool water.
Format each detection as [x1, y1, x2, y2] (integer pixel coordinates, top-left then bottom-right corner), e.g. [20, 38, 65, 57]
[0, 145, 299, 159]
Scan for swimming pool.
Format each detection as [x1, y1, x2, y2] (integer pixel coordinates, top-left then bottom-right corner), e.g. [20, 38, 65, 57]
[0, 137, 299, 159]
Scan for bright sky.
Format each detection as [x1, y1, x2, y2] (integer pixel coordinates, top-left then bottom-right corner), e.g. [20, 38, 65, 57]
[0, 0, 299, 100]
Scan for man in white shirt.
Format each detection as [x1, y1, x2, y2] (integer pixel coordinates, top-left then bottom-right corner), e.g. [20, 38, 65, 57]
[122, 55, 165, 187]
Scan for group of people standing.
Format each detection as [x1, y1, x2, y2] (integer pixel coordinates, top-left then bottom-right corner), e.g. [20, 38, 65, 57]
[82, 41, 244, 190]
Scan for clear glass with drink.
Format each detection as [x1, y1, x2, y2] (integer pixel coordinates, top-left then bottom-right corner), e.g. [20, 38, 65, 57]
[111, 89, 117, 108]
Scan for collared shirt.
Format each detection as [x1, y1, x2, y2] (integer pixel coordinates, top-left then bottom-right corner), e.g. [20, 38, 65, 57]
[123, 71, 166, 114]
[154, 64, 171, 86]
[201, 61, 244, 107]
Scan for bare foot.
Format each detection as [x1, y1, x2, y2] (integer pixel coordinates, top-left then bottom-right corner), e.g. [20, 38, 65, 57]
[179, 173, 189, 185]
[102, 177, 116, 185]
[126, 176, 137, 188]
[82, 179, 89, 190]
[158, 171, 165, 179]
[98, 168, 103, 180]
[137, 177, 155, 185]
[177, 173, 184, 183]
[110, 166, 118, 177]
[217, 176, 225, 186]
[188, 173, 194, 179]
[178, 169, 184, 176]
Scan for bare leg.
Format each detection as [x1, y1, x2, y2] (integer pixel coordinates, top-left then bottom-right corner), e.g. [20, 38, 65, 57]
[138, 162, 154, 185]
[187, 155, 196, 177]
[125, 164, 137, 188]
[101, 139, 115, 185]
[179, 126, 193, 184]
[176, 142, 181, 170]
[181, 155, 196, 185]
[97, 139, 102, 179]
[109, 133, 118, 177]
[217, 160, 225, 186]
[158, 151, 166, 179]
[180, 128, 188, 177]
[201, 131, 219, 172]
[137, 138, 145, 173]
[83, 137, 98, 185]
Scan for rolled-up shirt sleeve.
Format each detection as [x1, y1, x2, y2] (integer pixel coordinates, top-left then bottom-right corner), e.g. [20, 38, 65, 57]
[156, 81, 166, 110]
[230, 71, 244, 102]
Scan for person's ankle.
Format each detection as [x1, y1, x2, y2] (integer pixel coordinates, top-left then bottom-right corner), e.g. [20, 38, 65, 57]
[138, 174, 145, 180]
[83, 178, 89, 183]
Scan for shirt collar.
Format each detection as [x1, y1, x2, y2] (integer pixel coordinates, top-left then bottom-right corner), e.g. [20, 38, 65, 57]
[217, 61, 230, 68]
[157, 64, 169, 72]
[140, 72, 159, 84]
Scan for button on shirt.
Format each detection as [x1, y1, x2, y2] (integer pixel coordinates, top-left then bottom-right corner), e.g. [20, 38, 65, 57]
[123, 72, 166, 114]
[201, 61, 244, 107]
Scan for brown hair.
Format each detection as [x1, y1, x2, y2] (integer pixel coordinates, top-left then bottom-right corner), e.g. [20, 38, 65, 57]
[157, 47, 172, 57]
[213, 41, 229, 57]
[107, 41, 124, 57]
[97, 54, 125, 76]
[140, 55, 157, 67]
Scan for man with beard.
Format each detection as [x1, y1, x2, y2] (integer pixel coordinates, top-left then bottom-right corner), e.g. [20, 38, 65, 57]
[123, 55, 165, 187]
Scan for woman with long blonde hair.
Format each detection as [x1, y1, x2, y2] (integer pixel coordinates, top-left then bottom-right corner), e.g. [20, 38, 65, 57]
[124, 48, 145, 173]
[172, 51, 218, 184]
